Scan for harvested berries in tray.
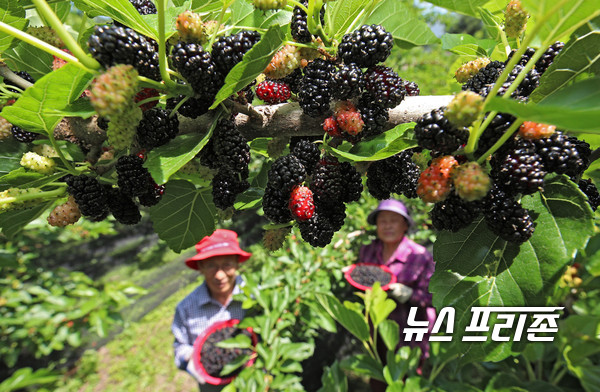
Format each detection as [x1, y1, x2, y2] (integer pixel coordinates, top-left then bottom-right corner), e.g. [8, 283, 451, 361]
[344, 263, 397, 291]
[193, 319, 257, 385]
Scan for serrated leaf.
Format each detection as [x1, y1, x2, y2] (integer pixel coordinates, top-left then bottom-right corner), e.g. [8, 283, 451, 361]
[2, 41, 53, 80]
[479, 7, 504, 44]
[0, 0, 28, 52]
[365, 0, 438, 48]
[430, 175, 594, 364]
[326, 0, 370, 39]
[339, 354, 384, 381]
[326, 124, 417, 162]
[148, 180, 216, 253]
[522, 0, 600, 44]
[531, 17, 600, 103]
[423, 0, 493, 17]
[145, 132, 212, 185]
[210, 24, 286, 109]
[0, 64, 93, 135]
[441, 34, 496, 57]
[486, 78, 600, 132]
[0, 201, 54, 239]
[73, 0, 156, 38]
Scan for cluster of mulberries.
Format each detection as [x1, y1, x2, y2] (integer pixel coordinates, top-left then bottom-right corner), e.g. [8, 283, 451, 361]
[279, 24, 418, 144]
[366, 149, 421, 200]
[199, 326, 254, 378]
[197, 117, 251, 210]
[262, 140, 362, 247]
[88, 24, 160, 81]
[115, 153, 164, 211]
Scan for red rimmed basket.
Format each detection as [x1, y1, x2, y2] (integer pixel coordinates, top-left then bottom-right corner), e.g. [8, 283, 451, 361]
[192, 319, 258, 385]
[344, 263, 397, 291]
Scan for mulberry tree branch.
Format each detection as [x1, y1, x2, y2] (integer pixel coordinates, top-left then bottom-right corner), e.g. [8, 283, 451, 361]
[178, 95, 454, 139]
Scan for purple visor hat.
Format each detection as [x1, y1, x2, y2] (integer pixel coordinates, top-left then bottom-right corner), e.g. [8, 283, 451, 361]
[367, 199, 414, 227]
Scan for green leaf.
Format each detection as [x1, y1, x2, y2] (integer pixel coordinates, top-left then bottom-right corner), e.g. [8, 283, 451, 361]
[0, 168, 64, 192]
[423, 0, 493, 17]
[0, 0, 28, 52]
[280, 342, 314, 361]
[430, 175, 594, 364]
[326, 124, 417, 162]
[379, 320, 400, 351]
[73, 0, 156, 39]
[315, 293, 370, 341]
[2, 41, 53, 80]
[216, 334, 253, 349]
[148, 180, 216, 253]
[365, 283, 396, 327]
[365, 0, 438, 48]
[0, 367, 59, 391]
[486, 78, 600, 132]
[478, 7, 504, 44]
[234, 187, 264, 210]
[326, 0, 370, 39]
[531, 17, 600, 103]
[1, 64, 93, 135]
[441, 33, 497, 57]
[211, 24, 286, 109]
[0, 201, 54, 239]
[145, 132, 212, 185]
[522, 0, 600, 44]
[318, 361, 348, 392]
[340, 354, 384, 381]
[0, 140, 27, 177]
[220, 354, 251, 377]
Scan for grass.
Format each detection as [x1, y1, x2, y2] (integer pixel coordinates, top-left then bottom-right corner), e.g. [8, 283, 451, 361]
[55, 277, 203, 392]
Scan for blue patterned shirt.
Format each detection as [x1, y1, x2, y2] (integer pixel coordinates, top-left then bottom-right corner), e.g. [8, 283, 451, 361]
[172, 275, 246, 369]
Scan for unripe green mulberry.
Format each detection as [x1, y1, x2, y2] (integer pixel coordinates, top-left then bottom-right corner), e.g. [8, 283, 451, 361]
[445, 91, 484, 128]
[26, 26, 64, 48]
[0, 187, 43, 212]
[20, 151, 56, 174]
[176, 11, 206, 43]
[32, 144, 59, 158]
[452, 162, 491, 201]
[263, 226, 291, 252]
[455, 58, 491, 84]
[106, 105, 143, 150]
[263, 45, 301, 79]
[504, 0, 528, 38]
[253, 0, 287, 10]
[91, 65, 139, 118]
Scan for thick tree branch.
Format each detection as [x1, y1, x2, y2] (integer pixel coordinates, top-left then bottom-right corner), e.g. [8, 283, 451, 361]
[61, 95, 454, 153]
[178, 95, 454, 139]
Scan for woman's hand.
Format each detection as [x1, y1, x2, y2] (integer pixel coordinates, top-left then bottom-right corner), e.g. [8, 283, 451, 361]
[387, 283, 413, 303]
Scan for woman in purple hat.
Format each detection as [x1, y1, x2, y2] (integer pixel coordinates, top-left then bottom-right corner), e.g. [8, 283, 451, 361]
[359, 199, 436, 386]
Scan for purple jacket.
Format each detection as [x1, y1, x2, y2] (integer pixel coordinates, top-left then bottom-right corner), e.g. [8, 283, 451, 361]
[358, 236, 436, 356]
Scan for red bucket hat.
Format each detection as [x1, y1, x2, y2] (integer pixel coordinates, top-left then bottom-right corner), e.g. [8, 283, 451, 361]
[185, 229, 251, 270]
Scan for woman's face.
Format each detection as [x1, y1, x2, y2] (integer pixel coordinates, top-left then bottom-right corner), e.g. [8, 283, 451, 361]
[376, 210, 408, 244]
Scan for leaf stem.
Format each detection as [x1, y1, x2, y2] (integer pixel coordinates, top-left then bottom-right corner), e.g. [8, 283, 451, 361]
[32, 0, 100, 70]
[156, 0, 178, 89]
[48, 134, 76, 172]
[0, 186, 66, 207]
[208, 0, 235, 50]
[0, 22, 92, 73]
[476, 118, 523, 165]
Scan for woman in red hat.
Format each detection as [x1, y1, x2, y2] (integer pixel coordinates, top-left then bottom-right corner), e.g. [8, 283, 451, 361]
[171, 229, 251, 391]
